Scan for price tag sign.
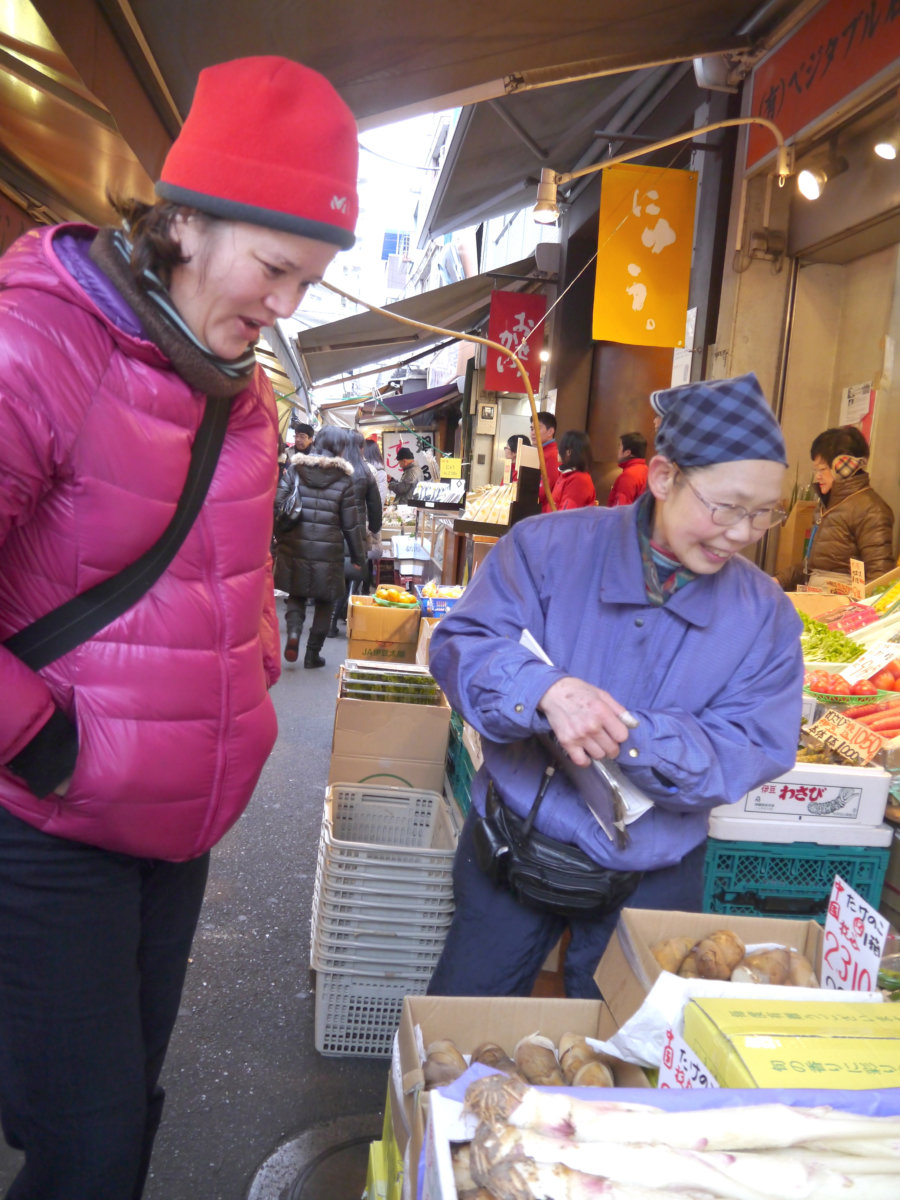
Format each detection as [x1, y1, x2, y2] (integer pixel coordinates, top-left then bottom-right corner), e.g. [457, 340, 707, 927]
[840, 642, 898, 685]
[658, 1028, 719, 1090]
[439, 458, 462, 479]
[822, 874, 889, 992]
[806, 709, 884, 766]
[849, 558, 866, 602]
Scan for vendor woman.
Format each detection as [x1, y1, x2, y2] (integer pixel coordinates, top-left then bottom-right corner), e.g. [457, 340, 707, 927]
[427, 373, 803, 998]
[776, 425, 895, 591]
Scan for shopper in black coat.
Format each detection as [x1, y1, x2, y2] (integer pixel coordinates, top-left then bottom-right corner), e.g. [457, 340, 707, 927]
[328, 429, 383, 636]
[273, 425, 365, 668]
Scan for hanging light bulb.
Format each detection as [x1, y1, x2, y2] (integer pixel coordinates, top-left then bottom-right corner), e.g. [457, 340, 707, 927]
[874, 133, 899, 160]
[796, 143, 848, 200]
[532, 168, 560, 224]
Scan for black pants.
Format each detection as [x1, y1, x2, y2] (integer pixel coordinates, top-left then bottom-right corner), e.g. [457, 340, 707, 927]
[428, 808, 706, 998]
[0, 805, 209, 1199]
[285, 595, 331, 639]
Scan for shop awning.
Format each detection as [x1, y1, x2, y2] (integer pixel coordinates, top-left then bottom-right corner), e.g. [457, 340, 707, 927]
[358, 383, 463, 421]
[420, 62, 692, 242]
[295, 255, 541, 387]
[2, 1, 805, 229]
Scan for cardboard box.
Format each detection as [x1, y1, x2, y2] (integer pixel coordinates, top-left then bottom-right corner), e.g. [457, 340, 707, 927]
[594, 908, 823, 1029]
[395, 994, 649, 1199]
[415, 617, 441, 667]
[711, 762, 890, 828]
[329, 693, 450, 793]
[786, 591, 851, 619]
[866, 563, 900, 598]
[683, 997, 900, 1089]
[775, 499, 815, 573]
[347, 595, 421, 663]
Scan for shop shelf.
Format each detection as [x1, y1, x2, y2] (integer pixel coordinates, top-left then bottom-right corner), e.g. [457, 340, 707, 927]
[702, 837, 890, 923]
[314, 969, 425, 1057]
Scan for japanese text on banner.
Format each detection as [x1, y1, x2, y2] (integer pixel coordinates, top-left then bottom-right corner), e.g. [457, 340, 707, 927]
[484, 291, 546, 393]
[592, 163, 697, 349]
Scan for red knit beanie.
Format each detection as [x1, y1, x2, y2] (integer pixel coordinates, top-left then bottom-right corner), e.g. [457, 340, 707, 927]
[156, 57, 358, 249]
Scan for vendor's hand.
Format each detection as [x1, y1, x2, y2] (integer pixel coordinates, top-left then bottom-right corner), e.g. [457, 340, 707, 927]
[52, 775, 73, 797]
[538, 677, 632, 765]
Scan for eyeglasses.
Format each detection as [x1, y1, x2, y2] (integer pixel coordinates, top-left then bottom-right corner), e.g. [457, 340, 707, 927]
[677, 470, 787, 531]
[812, 465, 831, 477]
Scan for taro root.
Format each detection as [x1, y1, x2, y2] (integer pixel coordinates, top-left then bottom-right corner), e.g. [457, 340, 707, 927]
[471, 1041, 520, 1077]
[650, 935, 696, 975]
[558, 1033, 615, 1087]
[731, 948, 791, 986]
[513, 1033, 565, 1087]
[680, 929, 745, 981]
[464, 1072, 529, 1125]
[788, 949, 819, 988]
[423, 1038, 467, 1088]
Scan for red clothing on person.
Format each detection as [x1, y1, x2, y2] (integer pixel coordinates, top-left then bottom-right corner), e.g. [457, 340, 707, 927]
[608, 456, 648, 507]
[551, 469, 597, 510]
[537, 439, 559, 512]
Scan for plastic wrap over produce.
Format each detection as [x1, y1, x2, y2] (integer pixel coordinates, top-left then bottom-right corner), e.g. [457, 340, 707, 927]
[422, 1062, 900, 1200]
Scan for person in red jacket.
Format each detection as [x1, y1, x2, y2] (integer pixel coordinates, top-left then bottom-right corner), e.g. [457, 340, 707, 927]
[552, 430, 598, 510]
[608, 431, 649, 506]
[531, 410, 560, 511]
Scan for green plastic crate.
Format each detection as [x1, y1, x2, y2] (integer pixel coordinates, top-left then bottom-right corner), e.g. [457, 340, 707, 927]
[702, 837, 889, 924]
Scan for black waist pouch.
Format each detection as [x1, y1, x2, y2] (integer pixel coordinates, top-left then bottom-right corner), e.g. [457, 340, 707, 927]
[471, 782, 643, 917]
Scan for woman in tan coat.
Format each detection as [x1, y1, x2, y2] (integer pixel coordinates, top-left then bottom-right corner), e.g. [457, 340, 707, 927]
[777, 426, 895, 589]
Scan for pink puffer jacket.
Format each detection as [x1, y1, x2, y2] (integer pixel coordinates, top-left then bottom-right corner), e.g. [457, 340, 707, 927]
[0, 226, 281, 860]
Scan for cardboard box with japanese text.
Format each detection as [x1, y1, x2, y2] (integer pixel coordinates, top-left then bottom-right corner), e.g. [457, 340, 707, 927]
[347, 594, 421, 663]
[682, 996, 900, 1089]
[594, 908, 823, 1029]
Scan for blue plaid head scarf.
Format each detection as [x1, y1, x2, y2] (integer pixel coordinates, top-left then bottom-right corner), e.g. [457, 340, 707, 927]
[650, 373, 787, 467]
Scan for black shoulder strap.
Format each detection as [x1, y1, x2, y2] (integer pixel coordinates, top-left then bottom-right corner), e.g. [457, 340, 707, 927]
[4, 396, 231, 671]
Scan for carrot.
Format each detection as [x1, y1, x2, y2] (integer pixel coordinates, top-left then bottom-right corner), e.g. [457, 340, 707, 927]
[849, 698, 900, 719]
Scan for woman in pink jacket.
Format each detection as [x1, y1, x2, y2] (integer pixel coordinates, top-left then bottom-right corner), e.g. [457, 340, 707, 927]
[0, 58, 358, 1197]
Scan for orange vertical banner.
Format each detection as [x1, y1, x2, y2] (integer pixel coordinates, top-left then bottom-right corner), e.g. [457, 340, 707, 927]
[592, 163, 697, 349]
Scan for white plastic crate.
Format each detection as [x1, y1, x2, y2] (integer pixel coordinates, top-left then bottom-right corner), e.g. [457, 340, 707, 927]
[314, 912, 451, 960]
[314, 886, 454, 921]
[310, 941, 440, 977]
[325, 783, 455, 853]
[314, 969, 425, 1057]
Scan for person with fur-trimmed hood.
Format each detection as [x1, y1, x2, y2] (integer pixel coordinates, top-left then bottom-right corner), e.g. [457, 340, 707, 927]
[273, 424, 365, 667]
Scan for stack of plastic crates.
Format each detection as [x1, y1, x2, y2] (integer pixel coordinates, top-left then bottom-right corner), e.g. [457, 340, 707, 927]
[446, 711, 476, 816]
[311, 782, 456, 1056]
[702, 840, 890, 923]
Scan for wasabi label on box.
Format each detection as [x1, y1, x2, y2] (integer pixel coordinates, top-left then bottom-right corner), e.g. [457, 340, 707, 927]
[745, 778, 863, 818]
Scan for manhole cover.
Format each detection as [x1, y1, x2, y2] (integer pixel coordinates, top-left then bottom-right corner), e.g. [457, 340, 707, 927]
[247, 1114, 381, 1200]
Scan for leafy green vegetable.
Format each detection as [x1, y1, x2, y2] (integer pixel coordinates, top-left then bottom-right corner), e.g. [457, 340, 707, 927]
[799, 611, 865, 663]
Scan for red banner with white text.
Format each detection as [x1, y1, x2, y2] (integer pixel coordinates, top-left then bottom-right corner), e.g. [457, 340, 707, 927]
[484, 290, 546, 393]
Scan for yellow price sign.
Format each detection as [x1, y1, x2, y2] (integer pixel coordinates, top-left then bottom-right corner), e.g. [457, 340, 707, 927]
[440, 458, 462, 479]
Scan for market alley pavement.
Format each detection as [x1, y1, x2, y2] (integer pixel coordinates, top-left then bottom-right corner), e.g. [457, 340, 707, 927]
[0, 615, 389, 1200]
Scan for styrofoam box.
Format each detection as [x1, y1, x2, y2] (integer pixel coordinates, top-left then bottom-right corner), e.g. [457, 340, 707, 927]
[711, 762, 890, 828]
[708, 812, 894, 847]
